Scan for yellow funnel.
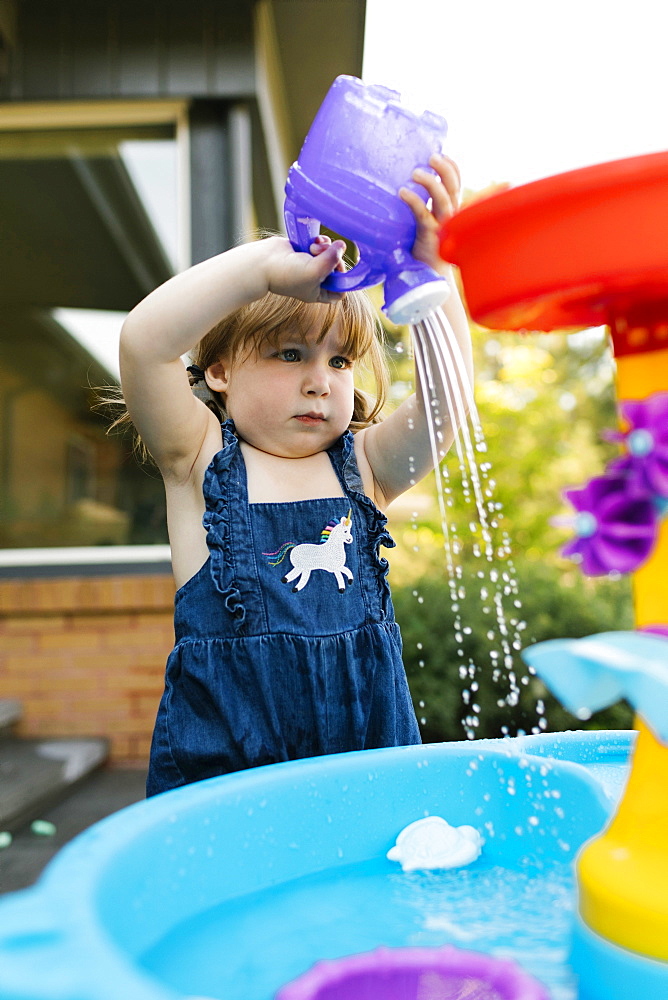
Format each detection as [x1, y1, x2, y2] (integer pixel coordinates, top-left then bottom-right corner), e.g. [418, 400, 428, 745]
[577, 716, 668, 960]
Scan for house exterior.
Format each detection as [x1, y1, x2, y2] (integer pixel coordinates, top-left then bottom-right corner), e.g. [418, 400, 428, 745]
[0, 0, 367, 762]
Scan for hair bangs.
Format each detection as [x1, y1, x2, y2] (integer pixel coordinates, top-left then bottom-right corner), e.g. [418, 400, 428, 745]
[243, 293, 377, 364]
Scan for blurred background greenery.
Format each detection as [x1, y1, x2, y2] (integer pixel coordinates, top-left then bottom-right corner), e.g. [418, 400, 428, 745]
[367, 270, 635, 744]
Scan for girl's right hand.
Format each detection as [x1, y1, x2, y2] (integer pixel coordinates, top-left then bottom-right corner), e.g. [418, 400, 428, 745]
[263, 235, 347, 304]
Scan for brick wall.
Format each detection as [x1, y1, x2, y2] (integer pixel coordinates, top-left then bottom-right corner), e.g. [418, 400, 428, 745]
[0, 574, 175, 764]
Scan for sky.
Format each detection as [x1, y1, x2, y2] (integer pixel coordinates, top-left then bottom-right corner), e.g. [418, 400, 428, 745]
[363, 0, 667, 191]
[62, 0, 667, 375]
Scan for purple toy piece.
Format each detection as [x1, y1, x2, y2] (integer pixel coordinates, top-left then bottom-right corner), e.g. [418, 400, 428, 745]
[642, 625, 668, 637]
[284, 75, 449, 324]
[607, 392, 668, 499]
[562, 473, 657, 576]
[275, 945, 550, 1000]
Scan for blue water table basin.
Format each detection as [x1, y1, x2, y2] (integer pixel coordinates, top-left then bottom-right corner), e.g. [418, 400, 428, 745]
[0, 730, 635, 1000]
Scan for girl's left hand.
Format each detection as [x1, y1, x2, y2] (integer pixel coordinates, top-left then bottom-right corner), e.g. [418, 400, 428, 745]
[399, 153, 461, 276]
[309, 233, 347, 272]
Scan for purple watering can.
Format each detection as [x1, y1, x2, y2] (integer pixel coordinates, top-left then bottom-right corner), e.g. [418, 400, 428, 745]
[284, 75, 449, 325]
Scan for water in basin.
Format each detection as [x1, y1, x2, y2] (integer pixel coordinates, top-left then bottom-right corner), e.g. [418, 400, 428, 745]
[141, 854, 577, 1000]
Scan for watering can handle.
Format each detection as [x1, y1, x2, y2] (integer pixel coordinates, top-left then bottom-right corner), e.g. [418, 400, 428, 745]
[284, 199, 382, 293]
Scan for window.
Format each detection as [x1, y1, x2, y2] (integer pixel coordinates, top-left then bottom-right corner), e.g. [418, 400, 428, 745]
[0, 103, 186, 550]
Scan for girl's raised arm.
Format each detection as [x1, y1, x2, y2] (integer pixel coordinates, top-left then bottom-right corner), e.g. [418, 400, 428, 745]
[120, 236, 345, 477]
[356, 155, 473, 508]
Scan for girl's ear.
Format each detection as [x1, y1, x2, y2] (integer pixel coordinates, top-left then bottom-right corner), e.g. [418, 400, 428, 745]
[206, 360, 230, 393]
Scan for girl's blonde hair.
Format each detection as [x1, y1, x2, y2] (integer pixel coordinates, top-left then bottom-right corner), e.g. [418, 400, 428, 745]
[99, 289, 390, 461]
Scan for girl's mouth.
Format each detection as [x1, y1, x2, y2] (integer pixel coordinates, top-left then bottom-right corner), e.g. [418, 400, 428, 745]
[295, 413, 326, 425]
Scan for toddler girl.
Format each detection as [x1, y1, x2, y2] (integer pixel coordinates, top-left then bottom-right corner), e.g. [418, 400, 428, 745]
[119, 154, 472, 796]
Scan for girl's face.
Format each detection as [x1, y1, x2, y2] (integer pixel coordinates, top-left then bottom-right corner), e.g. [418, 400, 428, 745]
[210, 319, 356, 458]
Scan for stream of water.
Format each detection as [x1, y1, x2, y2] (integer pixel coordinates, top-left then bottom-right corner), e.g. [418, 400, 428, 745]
[409, 308, 543, 738]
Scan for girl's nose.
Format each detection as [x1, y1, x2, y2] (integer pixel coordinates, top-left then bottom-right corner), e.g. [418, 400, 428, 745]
[303, 362, 330, 396]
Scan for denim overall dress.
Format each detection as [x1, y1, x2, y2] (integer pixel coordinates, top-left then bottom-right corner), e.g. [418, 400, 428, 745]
[146, 421, 420, 796]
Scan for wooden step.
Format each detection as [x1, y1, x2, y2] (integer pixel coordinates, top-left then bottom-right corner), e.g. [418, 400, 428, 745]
[0, 736, 109, 833]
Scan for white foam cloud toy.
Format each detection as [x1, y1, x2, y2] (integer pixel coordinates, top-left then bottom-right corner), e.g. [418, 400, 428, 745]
[387, 816, 483, 873]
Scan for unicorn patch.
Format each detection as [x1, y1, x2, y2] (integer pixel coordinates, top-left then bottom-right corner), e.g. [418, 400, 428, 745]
[263, 510, 354, 593]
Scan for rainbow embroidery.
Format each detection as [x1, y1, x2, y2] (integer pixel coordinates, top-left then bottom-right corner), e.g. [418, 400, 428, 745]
[264, 541, 298, 567]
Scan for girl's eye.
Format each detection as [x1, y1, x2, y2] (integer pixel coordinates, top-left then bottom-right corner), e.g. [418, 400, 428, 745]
[277, 349, 301, 362]
[329, 356, 351, 370]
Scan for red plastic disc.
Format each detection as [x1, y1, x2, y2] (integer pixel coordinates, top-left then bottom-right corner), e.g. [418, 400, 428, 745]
[439, 151, 668, 332]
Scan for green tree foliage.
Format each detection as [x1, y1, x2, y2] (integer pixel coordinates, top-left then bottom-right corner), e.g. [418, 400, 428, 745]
[393, 561, 634, 744]
[466, 325, 619, 562]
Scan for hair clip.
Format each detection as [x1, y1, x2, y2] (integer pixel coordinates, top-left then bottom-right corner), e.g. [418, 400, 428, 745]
[186, 364, 206, 385]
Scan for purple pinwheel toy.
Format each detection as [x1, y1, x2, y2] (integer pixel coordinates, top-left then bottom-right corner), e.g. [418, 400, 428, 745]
[607, 392, 668, 502]
[562, 473, 658, 576]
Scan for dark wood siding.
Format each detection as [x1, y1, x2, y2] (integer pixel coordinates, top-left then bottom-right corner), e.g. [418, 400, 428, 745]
[1, 0, 255, 101]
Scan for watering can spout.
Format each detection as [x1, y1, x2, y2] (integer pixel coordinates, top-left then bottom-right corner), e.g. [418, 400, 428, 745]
[381, 249, 451, 325]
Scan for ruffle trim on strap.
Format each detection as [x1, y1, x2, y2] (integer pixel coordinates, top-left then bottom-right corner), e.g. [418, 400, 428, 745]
[338, 431, 395, 610]
[201, 421, 246, 628]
